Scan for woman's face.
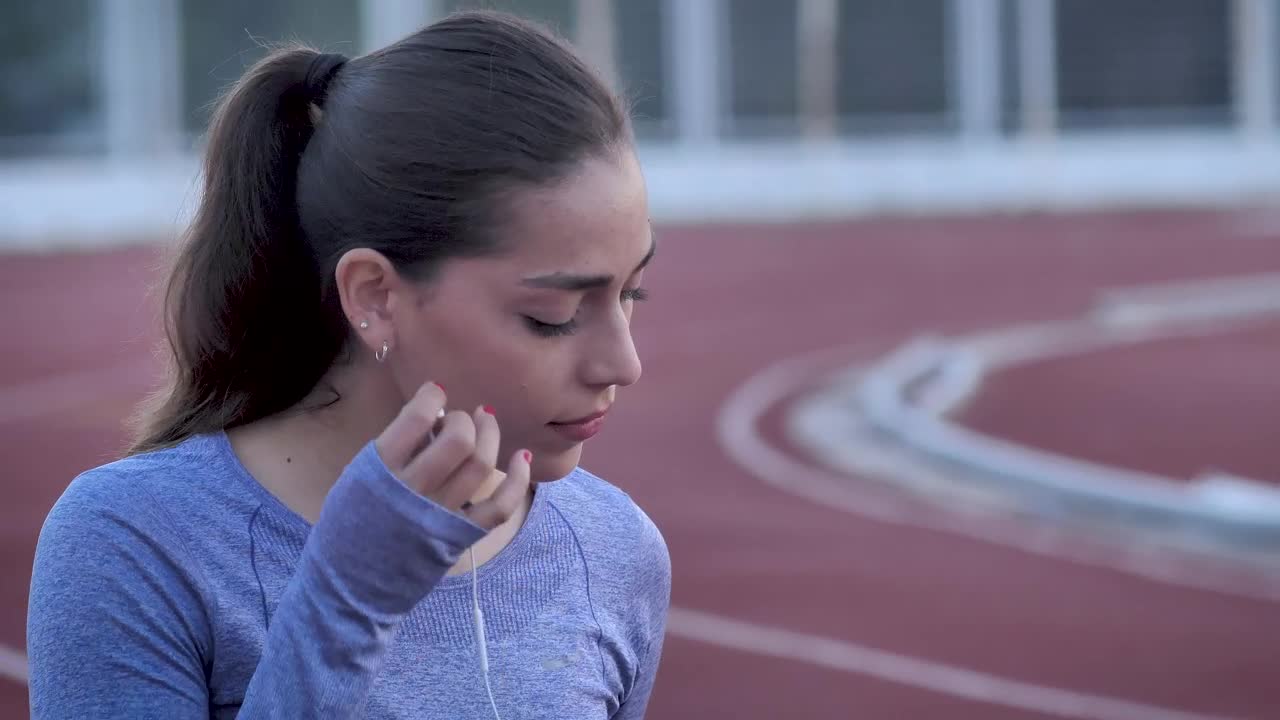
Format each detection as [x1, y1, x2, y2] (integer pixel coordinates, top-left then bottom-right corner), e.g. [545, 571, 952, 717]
[389, 149, 653, 482]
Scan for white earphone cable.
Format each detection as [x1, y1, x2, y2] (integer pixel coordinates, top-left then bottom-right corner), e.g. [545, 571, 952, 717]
[470, 546, 502, 720]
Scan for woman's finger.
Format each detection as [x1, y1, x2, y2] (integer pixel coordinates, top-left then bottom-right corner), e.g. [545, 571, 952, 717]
[472, 406, 500, 470]
[464, 449, 532, 530]
[401, 409, 475, 496]
[437, 457, 497, 511]
[435, 406, 502, 510]
[374, 382, 446, 471]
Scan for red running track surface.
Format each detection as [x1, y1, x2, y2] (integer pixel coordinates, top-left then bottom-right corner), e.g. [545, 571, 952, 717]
[956, 319, 1280, 484]
[3, 209, 1280, 719]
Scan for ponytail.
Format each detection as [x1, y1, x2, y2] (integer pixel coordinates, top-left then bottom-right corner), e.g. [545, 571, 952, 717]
[130, 47, 351, 454]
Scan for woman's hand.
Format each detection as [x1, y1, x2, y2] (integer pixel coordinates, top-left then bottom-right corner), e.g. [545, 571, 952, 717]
[375, 382, 531, 530]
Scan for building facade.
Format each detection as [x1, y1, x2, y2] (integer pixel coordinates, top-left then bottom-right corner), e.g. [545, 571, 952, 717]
[1, 0, 1276, 246]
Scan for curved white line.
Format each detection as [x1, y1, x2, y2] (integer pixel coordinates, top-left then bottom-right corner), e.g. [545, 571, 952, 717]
[715, 342, 1280, 602]
[848, 277, 1280, 531]
[666, 607, 1238, 720]
[0, 644, 27, 684]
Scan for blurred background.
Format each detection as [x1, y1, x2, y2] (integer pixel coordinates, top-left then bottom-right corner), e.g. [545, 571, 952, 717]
[3, 1, 1280, 718]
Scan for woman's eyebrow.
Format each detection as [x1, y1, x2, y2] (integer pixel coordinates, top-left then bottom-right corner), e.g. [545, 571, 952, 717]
[520, 238, 656, 291]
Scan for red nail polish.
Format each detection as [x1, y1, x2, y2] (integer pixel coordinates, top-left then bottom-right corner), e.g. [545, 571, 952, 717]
[483, 405, 496, 415]
[522, 450, 532, 463]
[434, 382, 445, 393]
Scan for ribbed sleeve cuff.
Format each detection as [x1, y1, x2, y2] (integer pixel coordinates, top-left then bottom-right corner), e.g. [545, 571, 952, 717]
[302, 440, 488, 618]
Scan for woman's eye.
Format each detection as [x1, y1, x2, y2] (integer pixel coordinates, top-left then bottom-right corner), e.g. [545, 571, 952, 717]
[524, 316, 578, 337]
[524, 288, 646, 338]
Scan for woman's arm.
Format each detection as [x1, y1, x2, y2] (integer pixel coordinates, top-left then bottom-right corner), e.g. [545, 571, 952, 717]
[28, 466, 218, 718]
[612, 502, 672, 720]
[27, 442, 487, 719]
[237, 441, 488, 715]
[612, 625, 668, 720]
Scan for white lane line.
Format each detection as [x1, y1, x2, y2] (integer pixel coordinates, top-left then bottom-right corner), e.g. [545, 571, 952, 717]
[715, 342, 1280, 602]
[667, 607, 1238, 720]
[0, 644, 27, 684]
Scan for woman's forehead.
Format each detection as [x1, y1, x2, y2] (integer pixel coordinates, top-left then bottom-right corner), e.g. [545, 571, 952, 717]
[493, 154, 650, 268]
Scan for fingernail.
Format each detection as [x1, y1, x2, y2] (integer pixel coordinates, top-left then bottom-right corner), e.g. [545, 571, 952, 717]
[522, 450, 532, 463]
[483, 405, 496, 415]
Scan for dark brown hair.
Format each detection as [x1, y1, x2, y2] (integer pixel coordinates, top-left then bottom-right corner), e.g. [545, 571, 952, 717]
[130, 11, 631, 454]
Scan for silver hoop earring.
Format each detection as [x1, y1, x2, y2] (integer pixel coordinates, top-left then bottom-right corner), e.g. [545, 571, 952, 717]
[375, 340, 390, 363]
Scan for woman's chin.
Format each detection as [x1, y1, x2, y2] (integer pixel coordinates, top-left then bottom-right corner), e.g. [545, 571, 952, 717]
[532, 442, 584, 482]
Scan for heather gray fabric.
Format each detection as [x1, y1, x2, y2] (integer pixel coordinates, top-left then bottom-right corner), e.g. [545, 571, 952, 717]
[28, 431, 670, 719]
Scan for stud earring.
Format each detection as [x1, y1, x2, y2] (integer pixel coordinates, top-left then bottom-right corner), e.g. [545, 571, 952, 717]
[375, 340, 390, 362]
[358, 319, 369, 330]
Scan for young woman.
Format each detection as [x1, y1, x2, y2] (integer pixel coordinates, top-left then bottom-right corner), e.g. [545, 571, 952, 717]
[26, 11, 670, 719]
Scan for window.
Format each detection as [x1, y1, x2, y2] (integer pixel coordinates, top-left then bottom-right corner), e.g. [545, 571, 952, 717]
[0, 0, 102, 156]
[181, 0, 361, 135]
[1055, 0, 1231, 129]
[726, 0, 800, 137]
[835, 0, 950, 135]
[726, 0, 952, 138]
[614, 1, 670, 138]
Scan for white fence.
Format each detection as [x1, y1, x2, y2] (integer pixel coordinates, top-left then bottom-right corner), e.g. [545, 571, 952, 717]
[3, 0, 1279, 248]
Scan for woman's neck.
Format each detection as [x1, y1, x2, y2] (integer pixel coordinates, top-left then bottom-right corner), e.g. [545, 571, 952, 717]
[226, 362, 532, 576]
[228, 362, 404, 523]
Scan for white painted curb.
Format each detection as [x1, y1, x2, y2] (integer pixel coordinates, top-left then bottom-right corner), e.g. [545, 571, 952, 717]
[833, 275, 1280, 541]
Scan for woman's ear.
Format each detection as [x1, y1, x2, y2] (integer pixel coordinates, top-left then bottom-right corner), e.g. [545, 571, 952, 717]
[335, 248, 400, 356]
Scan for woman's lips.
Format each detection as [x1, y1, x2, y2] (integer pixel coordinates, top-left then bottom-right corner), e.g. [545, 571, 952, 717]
[548, 409, 609, 441]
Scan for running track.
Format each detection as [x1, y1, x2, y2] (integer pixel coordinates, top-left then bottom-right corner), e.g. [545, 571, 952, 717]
[3, 209, 1279, 718]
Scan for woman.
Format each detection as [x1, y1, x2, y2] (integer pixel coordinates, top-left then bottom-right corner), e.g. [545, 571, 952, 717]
[26, 10, 670, 719]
